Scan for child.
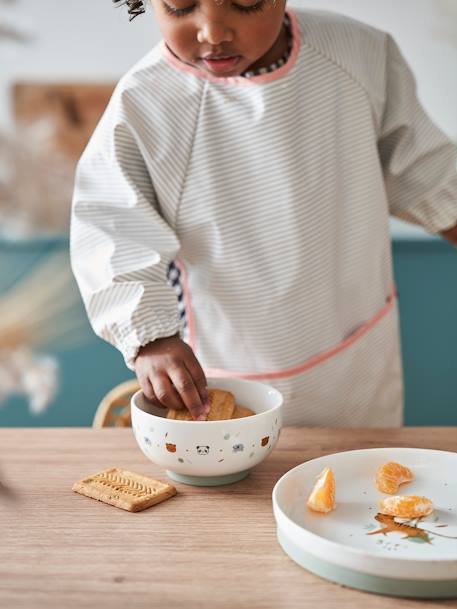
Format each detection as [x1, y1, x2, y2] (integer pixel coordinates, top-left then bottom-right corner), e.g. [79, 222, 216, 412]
[71, 0, 457, 426]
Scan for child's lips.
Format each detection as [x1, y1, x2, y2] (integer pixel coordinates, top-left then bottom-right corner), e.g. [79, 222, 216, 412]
[201, 55, 242, 74]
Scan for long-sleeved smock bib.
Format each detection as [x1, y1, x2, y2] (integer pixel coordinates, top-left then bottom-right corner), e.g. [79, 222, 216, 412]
[71, 9, 457, 427]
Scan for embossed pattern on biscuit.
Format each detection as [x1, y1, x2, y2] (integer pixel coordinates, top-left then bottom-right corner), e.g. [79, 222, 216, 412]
[90, 471, 155, 497]
[72, 468, 177, 512]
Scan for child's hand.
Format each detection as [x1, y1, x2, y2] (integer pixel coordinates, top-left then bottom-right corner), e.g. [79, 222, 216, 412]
[134, 335, 210, 421]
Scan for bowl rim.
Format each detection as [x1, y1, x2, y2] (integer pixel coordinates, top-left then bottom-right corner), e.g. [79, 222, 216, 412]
[130, 377, 283, 425]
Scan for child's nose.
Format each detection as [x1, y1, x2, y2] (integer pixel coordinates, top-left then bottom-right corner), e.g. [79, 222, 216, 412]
[197, 21, 234, 45]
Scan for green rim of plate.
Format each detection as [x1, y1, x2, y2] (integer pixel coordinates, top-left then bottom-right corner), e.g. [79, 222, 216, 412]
[277, 529, 457, 599]
[166, 469, 250, 486]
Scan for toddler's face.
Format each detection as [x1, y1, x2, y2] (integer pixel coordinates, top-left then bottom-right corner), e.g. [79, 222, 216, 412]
[151, 0, 287, 77]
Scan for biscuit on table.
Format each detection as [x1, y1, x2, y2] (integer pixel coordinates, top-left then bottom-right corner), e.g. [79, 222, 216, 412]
[72, 468, 176, 512]
[231, 405, 255, 419]
[207, 389, 236, 420]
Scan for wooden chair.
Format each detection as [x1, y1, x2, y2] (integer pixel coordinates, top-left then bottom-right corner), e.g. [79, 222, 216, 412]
[92, 378, 140, 428]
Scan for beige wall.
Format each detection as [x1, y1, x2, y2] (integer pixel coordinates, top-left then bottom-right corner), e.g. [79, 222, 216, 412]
[1, 0, 455, 237]
[1, 0, 456, 138]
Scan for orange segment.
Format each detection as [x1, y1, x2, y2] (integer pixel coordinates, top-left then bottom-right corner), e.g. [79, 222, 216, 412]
[379, 495, 434, 518]
[307, 467, 336, 513]
[375, 461, 413, 494]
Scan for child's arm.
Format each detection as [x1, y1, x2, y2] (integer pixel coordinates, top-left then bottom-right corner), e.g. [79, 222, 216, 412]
[378, 35, 457, 237]
[134, 335, 210, 421]
[70, 87, 208, 420]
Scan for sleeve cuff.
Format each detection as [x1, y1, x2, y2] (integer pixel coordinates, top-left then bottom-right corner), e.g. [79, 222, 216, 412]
[119, 316, 185, 370]
[392, 174, 457, 235]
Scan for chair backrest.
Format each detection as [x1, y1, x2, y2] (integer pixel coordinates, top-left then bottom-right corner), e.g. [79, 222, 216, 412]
[92, 378, 140, 428]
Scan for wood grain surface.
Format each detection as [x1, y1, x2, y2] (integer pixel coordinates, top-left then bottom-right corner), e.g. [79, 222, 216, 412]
[1, 427, 456, 609]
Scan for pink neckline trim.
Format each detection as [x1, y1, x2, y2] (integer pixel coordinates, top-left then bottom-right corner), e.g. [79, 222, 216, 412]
[161, 9, 301, 86]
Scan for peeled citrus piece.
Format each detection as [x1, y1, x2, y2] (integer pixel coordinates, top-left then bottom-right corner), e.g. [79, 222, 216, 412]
[379, 495, 434, 518]
[307, 467, 336, 513]
[375, 461, 413, 494]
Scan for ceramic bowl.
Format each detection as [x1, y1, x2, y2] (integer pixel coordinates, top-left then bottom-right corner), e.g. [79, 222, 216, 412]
[131, 377, 283, 486]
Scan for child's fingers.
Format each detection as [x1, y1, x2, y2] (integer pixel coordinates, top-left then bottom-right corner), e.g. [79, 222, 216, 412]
[136, 376, 166, 414]
[184, 357, 208, 405]
[168, 366, 208, 421]
[138, 374, 155, 402]
[151, 372, 187, 411]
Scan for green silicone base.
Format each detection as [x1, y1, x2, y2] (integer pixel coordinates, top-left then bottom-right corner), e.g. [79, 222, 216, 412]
[277, 529, 457, 599]
[166, 469, 251, 487]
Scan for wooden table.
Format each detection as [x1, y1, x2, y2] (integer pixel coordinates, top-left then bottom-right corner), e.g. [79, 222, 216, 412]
[1, 427, 456, 609]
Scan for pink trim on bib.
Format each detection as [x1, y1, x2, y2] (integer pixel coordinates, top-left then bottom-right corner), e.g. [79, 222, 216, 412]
[175, 259, 397, 381]
[162, 9, 301, 87]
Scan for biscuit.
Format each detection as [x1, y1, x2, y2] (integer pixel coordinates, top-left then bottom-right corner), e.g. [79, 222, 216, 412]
[167, 408, 194, 421]
[72, 468, 176, 512]
[231, 405, 255, 419]
[207, 389, 236, 421]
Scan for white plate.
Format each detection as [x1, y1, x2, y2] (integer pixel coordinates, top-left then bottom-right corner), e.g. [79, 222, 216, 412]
[272, 448, 457, 598]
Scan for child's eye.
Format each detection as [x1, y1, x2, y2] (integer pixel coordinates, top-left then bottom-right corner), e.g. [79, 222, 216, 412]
[233, 0, 266, 14]
[163, 2, 195, 17]
[162, 0, 266, 18]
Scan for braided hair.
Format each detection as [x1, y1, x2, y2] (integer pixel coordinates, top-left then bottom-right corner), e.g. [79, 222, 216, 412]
[112, 0, 146, 21]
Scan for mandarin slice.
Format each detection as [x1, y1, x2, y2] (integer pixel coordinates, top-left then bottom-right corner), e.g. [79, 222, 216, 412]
[379, 495, 434, 518]
[307, 467, 336, 513]
[375, 461, 413, 494]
